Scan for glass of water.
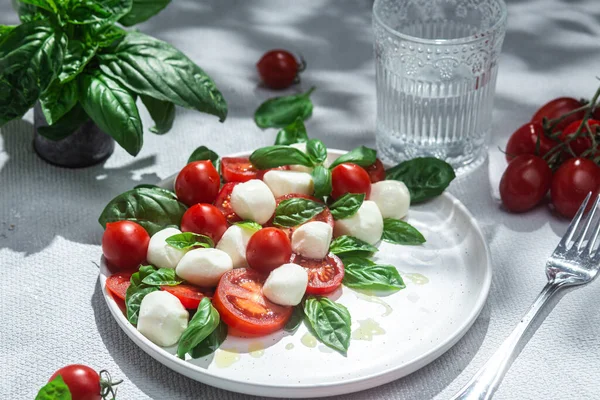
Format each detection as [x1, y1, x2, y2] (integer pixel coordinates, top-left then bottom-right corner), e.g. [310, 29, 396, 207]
[373, 0, 507, 172]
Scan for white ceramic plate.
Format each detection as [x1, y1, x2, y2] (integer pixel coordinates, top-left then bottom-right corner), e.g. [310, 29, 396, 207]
[99, 149, 491, 398]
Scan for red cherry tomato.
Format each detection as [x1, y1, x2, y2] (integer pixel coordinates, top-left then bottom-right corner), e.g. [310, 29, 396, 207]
[290, 253, 344, 295]
[105, 273, 132, 301]
[551, 158, 600, 218]
[331, 163, 372, 199]
[363, 159, 386, 183]
[49, 365, 101, 400]
[214, 182, 242, 224]
[265, 193, 334, 238]
[531, 97, 584, 133]
[559, 119, 600, 157]
[181, 203, 228, 243]
[102, 221, 149, 271]
[256, 49, 300, 90]
[213, 268, 292, 336]
[505, 122, 555, 162]
[175, 161, 221, 206]
[221, 157, 258, 183]
[161, 284, 211, 309]
[499, 155, 552, 213]
[246, 227, 292, 274]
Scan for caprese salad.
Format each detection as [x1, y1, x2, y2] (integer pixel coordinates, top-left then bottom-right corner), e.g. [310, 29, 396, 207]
[99, 118, 455, 356]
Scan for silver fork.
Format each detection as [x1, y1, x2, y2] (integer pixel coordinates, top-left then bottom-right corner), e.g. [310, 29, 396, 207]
[452, 193, 600, 400]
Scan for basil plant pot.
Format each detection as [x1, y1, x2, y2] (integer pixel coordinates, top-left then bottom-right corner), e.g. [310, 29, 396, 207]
[33, 102, 115, 168]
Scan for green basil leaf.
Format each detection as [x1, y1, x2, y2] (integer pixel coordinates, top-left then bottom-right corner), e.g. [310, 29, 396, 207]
[166, 232, 214, 250]
[303, 296, 351, 354]
[329, 193, 364, 220]
[120, 0, 171, 26]
[177, 297, 220, 359]
[142, 267, 183, 286]
[187, 145, 219, 168]
[0, 21, 66, 126]
[254, 87, 314, 129]
[37, 103, 89, 141]
[98, 187, 187, 236]
[190, 320, 228, 358]
[98, 32, 227, 122]
[306, 138, 327, 165]
[311, 165, 332, 199]
[79, 71, 143, 156]
[338, 255, 376, 267]
[250, 145, 313, 169]
[19, 0, 57, 13]
[39, 80, 77, 125]
[386, 157, 455, 203]
[329, 146, 377, 169]
[284, 305, 304, 333]
[0, 25, 16, 43]
[141, 95, 175, 134]
[35, 375, 71, 400]
[233, 221, 262, 233]
[343, 263, 405, 292]
[13, 1, 46, 24]
[59, 40, 98, 83]
[329, 235, 378, 258]
[274, 117, 308, 145]
[67, 0, 133, 25]
[125, 265, 158, 325]
[382, 218, 425, 245]
[133, 183, 160, 190]
[273, 198, 325, 228]
[89, 25, 127, 48]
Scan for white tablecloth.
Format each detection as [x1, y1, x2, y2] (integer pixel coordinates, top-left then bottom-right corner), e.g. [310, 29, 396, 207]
[2, 0, 600, 399]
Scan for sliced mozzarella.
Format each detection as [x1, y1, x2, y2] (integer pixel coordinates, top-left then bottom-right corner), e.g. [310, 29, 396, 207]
[263, 263, 308, 306]
[333, 200, 383, 245]
[369, 180, 411, 219]
[230, 179, 276, 224]
[263, 170, 314, 198]
[176, 248, 233, 287]
[215, 225, 254, 268]
[147, 227, 187, 269]
[137, 291, 189, 347]
[291, 221, 332, 259]
[288, 143, 312, 173]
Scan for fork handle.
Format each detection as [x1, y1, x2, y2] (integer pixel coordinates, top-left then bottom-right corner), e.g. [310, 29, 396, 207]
[451, 280, 565, 400]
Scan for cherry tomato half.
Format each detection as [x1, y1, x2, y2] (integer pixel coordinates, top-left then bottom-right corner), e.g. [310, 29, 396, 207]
[505, 122, 555, 162]
[559, 119, 600, 157]
[246, 227, 292, 274]
[221, 157, 258, 183]
[175, 160, 221, 206]
[551, 158, 600, 218]
[102, 221, 149, 271]
[291, 252, 344, 295]
[363, 159, 386, 183]
[214, 182, 242, 224]
[331, 163, 372, 199]
[105, 273, 132, 301]
[181, 203, 228, 243]
[213, 268, 293, 336]
[256, 49, 300, 90]
[161, 285, 211, 309]
[49, 365, 101, 400]
[531, 97, 584, 133]
[499, 155, 552, 213]
[265, 194, 334, 238]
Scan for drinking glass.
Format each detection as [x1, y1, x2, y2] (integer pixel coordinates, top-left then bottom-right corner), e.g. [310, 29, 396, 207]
[373, 0, 507, 172]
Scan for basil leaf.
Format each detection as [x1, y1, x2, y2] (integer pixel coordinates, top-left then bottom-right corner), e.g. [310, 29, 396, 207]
[386, 157, 455, 203]
[329, 193, 364, 220]
[254, 87, 315, 129]
[67, 0, 133, 25]
[141, 95, 175, 134]
[382, 218, 425, 245]
[0, 25, 16, 43]
[19, 0, 57, 13]
[274, 117, 308, 145]
[79, 71, 143, 156]
[191, 321, 228, 358]
[120, 0, 171, 26]
[311, 165, 332, 199]
[133, 183, 160, 190]
[188, 145, 219, 168]
[91, 25, 126, 48]
[234, 221, 262, 233]
[142, 267, 183, 286]
[177, 297, 220, 359]
[343, 263, 405, 292]
[338, 255, 376, 267]
[35, 375, 71, 400]
[284, 305, 304, 333]
[273, 198, 325, 228]
[306, 138, 327, 165]
[125, 265, 158, 325]
[98, 187, 187, 236]
[329, 146, 377, 169]
[13, 2, 46, 24]
[37, 103, 89, 141]
[98, 32, 227, 122]
[166, 232, 214, 250]
[39, 80, 77, 125]
[0, 21, 66, 126]
[59, 40, 98, 83]
[329, 235, 378, 258]
[303, 297, 351, 354]
[250, 145, 313, 169]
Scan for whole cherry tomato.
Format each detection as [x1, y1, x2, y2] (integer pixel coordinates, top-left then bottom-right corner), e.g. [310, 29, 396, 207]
[331, 163, 372, 199]
[551, 158, 600, 218]
[505, 122, 555, 162]
[175, 160, 220, 206]
[246, 227, 292, 273]
[48, 365, 120, 400]
[499, 155, 552, 213]
[102, 221, 149, 271]
[559, 119, 600, 157]
[531, 97, 585, 133]
[181, 203, 228, 243]
[363, 159, 386, 183]
[257, 49, 302, 90]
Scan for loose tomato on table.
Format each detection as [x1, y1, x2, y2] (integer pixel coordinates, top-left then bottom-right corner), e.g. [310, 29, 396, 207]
[256, 49, 302, 90]
[291, 253, 344, 295]
[505, 122, 555, 162]
[48, 364, 120, 400]
[102, 221, 149, 271]
[213, 268, 293, 336]
[363, 159, 386, 183]
[175, 160, 220, 206]
[214, 182, 242, 224]
[105, 273, 132, 301]
[246, 227, 292, 273]
[559, 119, 600, 157]
[181, 203, 228, 243]
[531, 97, 585, 133]
[265, 193, 334, 237]
[499, 155, 552, 213]
[331, 163, 372, 199]
[161, 284, 211, 309]
[551, 158, 600, 218]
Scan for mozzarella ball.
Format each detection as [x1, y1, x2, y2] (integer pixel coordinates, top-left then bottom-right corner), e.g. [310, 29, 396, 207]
[230, 179, 276, 224]
[369, 180, 411, 219]
[147, 227, 187, 269]
[263, 263, 308, 306]
[176, 248, 233, 287]
[291, 221, 333, 259]
[288, 143, 312, 173]
[137, 291, 189, 347]
[215, 225, 254, 268]
[333, 200, 383, 245]
[263, 170, 314, 198]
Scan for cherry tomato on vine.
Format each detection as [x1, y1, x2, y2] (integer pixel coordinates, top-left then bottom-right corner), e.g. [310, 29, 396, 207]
[48, 365, 120, 400]
[551, 158, 600, 218]
[331, 163, 371, 199]
[531, 97, 585, 133]
[363, 159, 386, 183]
[257, 49, 302, 90]
[499, 155, 552, 213]
[181, 203, 228, 243]
[559, 119, 600, 157]
[505, 122, 554, 162]
[175, 160, 221, 206]
[102, 221, 149, 271]
[246, 227, 292, 273]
